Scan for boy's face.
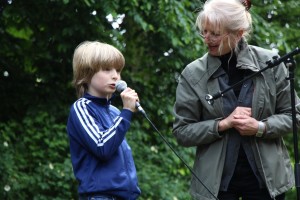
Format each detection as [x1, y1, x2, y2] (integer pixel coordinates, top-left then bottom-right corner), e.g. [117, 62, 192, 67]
[88, 68, 121, 98]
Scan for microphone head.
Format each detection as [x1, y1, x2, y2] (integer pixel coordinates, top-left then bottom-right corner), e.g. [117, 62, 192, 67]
[116, 80, 127, 93]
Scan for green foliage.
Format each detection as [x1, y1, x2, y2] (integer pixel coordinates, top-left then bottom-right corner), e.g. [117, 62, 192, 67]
[0, 111, 77, 199]
[127, 119, 196, 199]
[1, 0, 300, 199]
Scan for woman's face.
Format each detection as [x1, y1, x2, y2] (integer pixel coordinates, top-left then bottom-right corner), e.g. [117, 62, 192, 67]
[201, 23, 238, 56]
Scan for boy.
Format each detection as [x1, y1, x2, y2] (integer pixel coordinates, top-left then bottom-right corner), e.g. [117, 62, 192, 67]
[67, 41, 141, 200]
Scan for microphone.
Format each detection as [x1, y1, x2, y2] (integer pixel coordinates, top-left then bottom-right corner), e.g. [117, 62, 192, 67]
[205, 92, 223, 105]
[116, 80, 146, 115]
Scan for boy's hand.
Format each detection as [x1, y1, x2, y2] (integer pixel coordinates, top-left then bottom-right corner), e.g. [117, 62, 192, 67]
[121, 87, 139, 112]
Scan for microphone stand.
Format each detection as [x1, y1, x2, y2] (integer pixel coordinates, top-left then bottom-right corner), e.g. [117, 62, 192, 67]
[286, 56, 300, 200]
[205, 47, 300, 199]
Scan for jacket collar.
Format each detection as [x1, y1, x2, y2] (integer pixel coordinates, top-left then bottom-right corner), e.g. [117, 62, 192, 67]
[83, 93, 114, 106]
[206, 38, 260, 79]
[235, 39, 260, 72]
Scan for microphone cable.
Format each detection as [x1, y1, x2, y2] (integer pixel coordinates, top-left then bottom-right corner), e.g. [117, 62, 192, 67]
[139, 111, 219, 200]
[115, 80, 218, 199]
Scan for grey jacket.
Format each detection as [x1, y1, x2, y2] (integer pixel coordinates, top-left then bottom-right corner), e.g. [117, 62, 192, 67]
[173, 42, 300, 200]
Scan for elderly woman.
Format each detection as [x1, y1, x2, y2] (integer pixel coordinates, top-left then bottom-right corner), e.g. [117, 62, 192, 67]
[172, 0, 300, 199]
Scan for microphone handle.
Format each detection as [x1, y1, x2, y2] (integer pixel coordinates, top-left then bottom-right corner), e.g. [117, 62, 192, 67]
[212, 92, 222, 99]
[136, 102, 146, 116]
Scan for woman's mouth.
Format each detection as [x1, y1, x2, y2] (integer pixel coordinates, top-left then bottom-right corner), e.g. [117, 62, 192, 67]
[208, 45, 218, 51]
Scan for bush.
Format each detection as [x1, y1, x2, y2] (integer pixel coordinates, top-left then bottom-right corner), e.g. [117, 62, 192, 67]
[0, 111, 77, 199]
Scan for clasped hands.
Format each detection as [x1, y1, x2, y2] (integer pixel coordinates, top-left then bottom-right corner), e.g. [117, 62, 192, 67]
[218, 106, 259, 136]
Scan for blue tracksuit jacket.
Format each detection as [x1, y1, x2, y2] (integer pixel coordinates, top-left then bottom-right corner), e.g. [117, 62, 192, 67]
[66, 93, 141, 200]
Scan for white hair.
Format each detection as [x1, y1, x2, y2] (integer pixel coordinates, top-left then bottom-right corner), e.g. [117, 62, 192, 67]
[196, 0, 252, 53]
[197, 0, 252, 36]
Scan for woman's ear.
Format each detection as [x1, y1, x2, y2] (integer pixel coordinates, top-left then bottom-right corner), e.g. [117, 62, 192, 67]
[237, 30, 244, 40]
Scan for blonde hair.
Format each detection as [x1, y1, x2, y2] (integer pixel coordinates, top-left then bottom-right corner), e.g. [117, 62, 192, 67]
[196, 0, 252, 53]
[72, 41, 125, 98]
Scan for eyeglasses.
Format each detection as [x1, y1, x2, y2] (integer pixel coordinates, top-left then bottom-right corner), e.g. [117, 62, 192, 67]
[199, 31, 229, 42]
